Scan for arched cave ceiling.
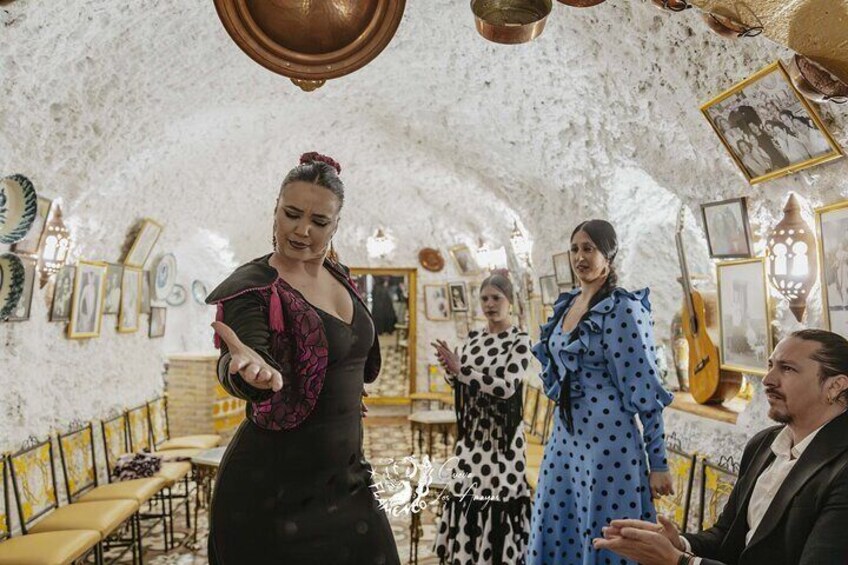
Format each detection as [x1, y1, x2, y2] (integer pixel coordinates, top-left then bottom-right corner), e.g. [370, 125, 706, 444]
[1, 0, 846, 268]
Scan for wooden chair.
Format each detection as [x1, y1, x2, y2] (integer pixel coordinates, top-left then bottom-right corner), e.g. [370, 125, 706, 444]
[57, 423, 168, 554]
[8, 439, 139, 565]
[699, 456, 739, 532]
[522, 385, 540, 433]
[653, 442, 697, 533]
[147, 396, 221, 451]
[0, 454, 101, 565]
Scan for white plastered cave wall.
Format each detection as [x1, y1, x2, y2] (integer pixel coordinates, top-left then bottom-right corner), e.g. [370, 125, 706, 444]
[1, 0, 847, 461]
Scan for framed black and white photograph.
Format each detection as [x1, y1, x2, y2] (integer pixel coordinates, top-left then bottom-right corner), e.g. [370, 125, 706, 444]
[448, 282, 468, 313]
[454, 315, 470, 339]
[716, 258, 772, 375]
[68, 260, 108, 339]
[467, 283, 487, 321]
[102, 263, 123, 315]
[701, 61, 843, 185]
[118, 267, 142, 333]
[149, 306, 167, 338]
[50, 265, 76, 322]
[700, 197, 755, 259]
[141, 270, 152, 314]
[448, 244, 480, 276]
[11, 196, 52, 255]
[124, 218, 163, 268]
[7, 256, 37, 321]
[424, 284, 450, 321]
[816, 200, 848, 340]
[552, 251, 574, 286]
[539, 274, 560, 306]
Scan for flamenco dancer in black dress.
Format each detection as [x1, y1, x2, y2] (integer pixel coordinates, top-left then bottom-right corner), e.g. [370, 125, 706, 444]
[206, 153, 400, 565]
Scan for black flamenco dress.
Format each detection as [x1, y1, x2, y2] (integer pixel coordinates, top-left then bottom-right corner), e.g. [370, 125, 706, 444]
[206, 257, 399, 565]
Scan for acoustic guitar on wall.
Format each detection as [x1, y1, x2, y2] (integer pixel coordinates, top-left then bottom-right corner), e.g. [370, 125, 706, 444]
[675, 207, 742, 404]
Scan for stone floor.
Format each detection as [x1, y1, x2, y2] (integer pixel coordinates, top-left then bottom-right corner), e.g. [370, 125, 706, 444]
[109, 415, 446, 564]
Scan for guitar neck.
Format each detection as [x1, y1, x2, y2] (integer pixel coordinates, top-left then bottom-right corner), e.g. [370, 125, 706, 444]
[675, 231, 698, 330]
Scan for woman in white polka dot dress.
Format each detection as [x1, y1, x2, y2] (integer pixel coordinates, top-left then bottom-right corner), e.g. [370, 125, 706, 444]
[431, 271, 534, 564]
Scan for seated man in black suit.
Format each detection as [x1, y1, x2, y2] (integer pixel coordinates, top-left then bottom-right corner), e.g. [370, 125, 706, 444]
[593, 328, 848, 565]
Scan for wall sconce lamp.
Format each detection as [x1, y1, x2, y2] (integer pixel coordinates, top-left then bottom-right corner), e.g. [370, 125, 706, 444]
[766, 193, 817, 322]
[38, 204, 72, 288]
[366, 228, 395, 259]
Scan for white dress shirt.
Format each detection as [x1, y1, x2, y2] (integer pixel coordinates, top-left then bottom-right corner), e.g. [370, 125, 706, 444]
[681, 422, 827, 564]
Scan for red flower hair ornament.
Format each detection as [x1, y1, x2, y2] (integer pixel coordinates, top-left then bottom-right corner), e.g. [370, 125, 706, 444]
[300, 152, 342, 174]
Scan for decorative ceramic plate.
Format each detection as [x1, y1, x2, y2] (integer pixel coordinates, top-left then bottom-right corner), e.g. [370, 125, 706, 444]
[167, 284, 187, 307]
[0, 175, 38, 244]
[418, 248, 445, 272]
[153, 253, 177, 301]
[192, 280, 208, 305]
[0, 253, 26, 319]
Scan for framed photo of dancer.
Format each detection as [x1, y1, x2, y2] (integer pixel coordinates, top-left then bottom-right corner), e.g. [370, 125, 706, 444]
[448, 244, 480, 276]
[149, 307, 167, 338]
[448, 282, 469, 312]
[102, 263, 123, 315]
[50, 265, 76, 322]
[124, 218, 162, 268]
[68, 260, 108, 339]
[552, 251, 574, 286]
[539, 275, 559, 306]
[118, 267, 142, 333]
[424, 284, 450, 321]
[700, 197, 754, 259]
[701, 61, 843, 185]
[716, 258, 773, 375]
[815, 199, 848, 339]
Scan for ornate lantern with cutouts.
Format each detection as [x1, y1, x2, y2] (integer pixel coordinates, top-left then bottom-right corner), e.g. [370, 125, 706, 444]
[766, 193, 817, 322]
[38, 204, 71, 287]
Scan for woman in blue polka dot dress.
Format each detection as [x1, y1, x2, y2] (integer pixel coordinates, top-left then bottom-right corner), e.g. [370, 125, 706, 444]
[528, 220, 674, 565]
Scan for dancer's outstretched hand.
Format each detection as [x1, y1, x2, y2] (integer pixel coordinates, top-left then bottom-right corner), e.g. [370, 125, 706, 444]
[212, 321, 283, 392]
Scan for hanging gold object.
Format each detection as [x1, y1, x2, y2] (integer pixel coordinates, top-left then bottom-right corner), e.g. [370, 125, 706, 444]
[213, 0, 406, 88]
[651, 0, 690, 12]
[291, 78, 326, 92]
[788, 55, 848, 105]
[766, 193, 818, 322]
[471, 0, 553, 45]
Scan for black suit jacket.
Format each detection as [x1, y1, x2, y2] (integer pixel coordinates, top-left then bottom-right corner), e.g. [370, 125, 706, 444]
[683, 410, 848, 565]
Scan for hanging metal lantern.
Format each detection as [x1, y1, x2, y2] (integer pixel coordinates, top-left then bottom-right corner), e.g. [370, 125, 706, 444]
[38, 204, 72, 288]
[213, 0, 406, 91]
[766, 193, 818, 322]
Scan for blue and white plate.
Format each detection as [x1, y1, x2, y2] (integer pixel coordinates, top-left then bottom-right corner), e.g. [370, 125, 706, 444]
[191, 280, 208, 305]
[0, 253, 26, 320]
[166, 284, 187, 307]
[0, 175, 38, 244]
[153, 253, 177, 301]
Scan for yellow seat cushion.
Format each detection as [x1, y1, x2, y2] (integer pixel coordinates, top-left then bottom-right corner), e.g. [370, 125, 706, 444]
[29, 499, 138, 537]
[77, 477, 166, 504]
[156, 461, 192, 485]
[158, 434, 221, 450]
[152, 448, 201, 460]
[0, 530, 100, 565]
[526, 443, 545, 466]
[527, 466, 540, 491]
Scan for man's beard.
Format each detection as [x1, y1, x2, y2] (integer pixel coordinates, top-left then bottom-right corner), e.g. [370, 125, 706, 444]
[768, 406, 792, 424]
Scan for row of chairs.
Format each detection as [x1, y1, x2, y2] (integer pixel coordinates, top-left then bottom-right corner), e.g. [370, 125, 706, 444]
[519, 386, 739, 533]
[0, 396, 221, 565]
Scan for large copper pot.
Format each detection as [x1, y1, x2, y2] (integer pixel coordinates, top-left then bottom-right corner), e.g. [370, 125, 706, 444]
[789, 55, 848, 105]
[651, 0, 690, 12]
[472, 0, 553, 44]
[557, 0, 605, 7]
[701, 13, 762, 39]
[213, 0, 406, 90]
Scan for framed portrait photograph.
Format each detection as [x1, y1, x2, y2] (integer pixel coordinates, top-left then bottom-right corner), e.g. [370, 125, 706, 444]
[448, 244, 480, 276]
[700, 197, 754, 259]
[124, 218, 163, 268]
[118, 267, 142, 333]
[50, 265, 76, 322]
[149, 306, 167, 338]
[448, 282, 469, 312]
[424, 284, 450, 321]
[552, 251, 574, 286]
[701, 61, 843, 185]
[68, 260, 108, 339]
[539, 274, 560, 306]
[7, 256, 37, 321]
[11, 196, 52, 255]
[141, 270, 152, 314]
[716, 258, 773, 375]
[815, 200, 848, 339]
[454, 315, 470, 339]
[102, 263, 123, 315]
[467, 283, 487, 321]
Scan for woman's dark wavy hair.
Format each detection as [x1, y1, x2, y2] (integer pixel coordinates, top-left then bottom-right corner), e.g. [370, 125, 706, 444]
[277, 152, 345, 210]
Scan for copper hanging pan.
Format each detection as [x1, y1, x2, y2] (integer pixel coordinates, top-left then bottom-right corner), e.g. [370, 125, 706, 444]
[213, 0, 406, 90]
[557, 0, 605, 7]
[701, 12, 762, 38]
[471, 0, 553, 44]
[789, 55, 848, 105]
[651, 0, 690, 12]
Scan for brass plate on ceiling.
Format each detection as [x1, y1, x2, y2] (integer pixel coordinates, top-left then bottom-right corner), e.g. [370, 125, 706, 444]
[213, 0, 406, 81]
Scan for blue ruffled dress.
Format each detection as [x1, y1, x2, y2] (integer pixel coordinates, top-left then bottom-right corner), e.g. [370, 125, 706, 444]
[527, 288, 674, 565]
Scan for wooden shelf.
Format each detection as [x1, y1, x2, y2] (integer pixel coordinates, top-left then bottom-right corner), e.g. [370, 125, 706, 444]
[668, 391, 747, 425]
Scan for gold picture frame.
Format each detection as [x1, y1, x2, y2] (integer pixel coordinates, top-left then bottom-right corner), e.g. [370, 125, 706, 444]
[124, 218, 163, 268]
[68, 260, 108, 339]
[815, 199, 848, 340]
[118, 267, 142, 333]
[701, 60, 843, 185]
[448, 244, 480, 276]
[424, 284, 450, 321]
[716, 258, 773, 375]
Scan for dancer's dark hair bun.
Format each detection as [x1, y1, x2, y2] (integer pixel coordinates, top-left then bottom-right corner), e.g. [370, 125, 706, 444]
[300, 152, 342, 174]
